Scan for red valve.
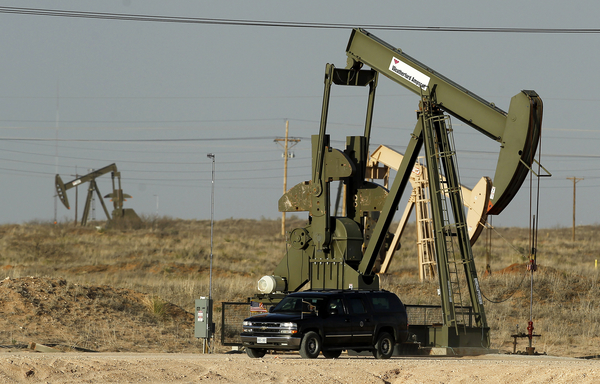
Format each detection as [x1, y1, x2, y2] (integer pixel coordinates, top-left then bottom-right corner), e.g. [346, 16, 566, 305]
[527, 321, 534, 339]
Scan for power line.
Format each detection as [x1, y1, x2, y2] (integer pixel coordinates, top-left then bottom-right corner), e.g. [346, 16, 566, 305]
[1, 6, 600, 34]
[3, 94, 600, 102]
[1, 135, 598, 157]
[0, 155, 307, 174]
[0, 165, 306, 183]
[4, 135, 600, 161]
[0, 145, 310, 165]
[6, 140, 278, 156]
[0, 136, 274, 143]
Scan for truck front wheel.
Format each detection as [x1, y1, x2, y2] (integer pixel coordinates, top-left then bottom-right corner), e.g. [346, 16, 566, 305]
[299, 331, 321, 358]
[246, 348, 267, 358]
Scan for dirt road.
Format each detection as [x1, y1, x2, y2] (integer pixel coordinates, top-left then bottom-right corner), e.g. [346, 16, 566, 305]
[0, 352, 598, 383]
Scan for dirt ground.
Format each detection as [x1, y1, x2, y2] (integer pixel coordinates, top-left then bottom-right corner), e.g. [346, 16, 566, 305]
[0, 352, 599, 383]
[1, 276, 599, 383]
[0, 277, 198, 353]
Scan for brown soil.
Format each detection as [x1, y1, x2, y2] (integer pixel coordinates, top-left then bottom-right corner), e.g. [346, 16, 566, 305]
[1, 353, 599, 383]
[0, 276, 198, 353]
[1, 276, 599, 383]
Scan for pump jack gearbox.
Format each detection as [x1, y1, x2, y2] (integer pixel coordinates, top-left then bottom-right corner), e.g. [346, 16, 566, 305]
[256, 29, 543, 350]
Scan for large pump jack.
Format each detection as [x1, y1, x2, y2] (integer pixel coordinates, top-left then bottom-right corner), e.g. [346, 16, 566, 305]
[259, 29, 542, 348]
[55, 163, 139, 226]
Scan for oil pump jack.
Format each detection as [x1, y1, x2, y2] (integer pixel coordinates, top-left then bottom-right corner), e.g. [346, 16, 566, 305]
[258, 29, 542, 348]
[55, 163, 139, 226]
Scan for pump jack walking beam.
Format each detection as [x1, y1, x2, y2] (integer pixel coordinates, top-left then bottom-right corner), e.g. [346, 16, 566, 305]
[55, 164, 118, 210]
[346, 28, 542, 215]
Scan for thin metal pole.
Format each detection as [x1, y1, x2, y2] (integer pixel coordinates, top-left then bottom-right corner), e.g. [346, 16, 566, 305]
[206, 153, 215, 353]
[207, 154, 215, 300]
[75, 167, 78, 226]
[54, 80, 59, 224]
[530, 215, 535, 323]
[154, 194, 159, 217]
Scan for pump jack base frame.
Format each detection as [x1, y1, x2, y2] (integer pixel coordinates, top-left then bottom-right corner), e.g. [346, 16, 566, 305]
[425, 325, 490, 349]
[348, 324, 495, 357]
[421, 346, 499, 356]
[348, 344, 498, 357]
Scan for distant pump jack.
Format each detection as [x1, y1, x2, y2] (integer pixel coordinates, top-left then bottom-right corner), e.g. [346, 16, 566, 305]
[55, 163, 139, 226]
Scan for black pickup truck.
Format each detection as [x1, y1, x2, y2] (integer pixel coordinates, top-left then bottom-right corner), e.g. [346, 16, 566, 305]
[241, 290, 409, 359]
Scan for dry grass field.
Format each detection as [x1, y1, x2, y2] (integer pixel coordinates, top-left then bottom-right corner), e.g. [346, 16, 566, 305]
[0, 217, 599, 358]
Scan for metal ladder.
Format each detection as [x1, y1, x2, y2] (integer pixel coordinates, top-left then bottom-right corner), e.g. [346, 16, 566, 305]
[431, 114, 470, 331]
[420, 87, 488, 335]
[413, 160, 437, 281]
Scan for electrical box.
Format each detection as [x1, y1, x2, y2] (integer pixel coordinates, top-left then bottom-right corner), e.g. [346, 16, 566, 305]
[195, 297, 214, 339]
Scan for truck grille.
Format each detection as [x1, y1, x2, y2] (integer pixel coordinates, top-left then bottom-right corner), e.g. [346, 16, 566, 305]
[243, 321, 296, 335]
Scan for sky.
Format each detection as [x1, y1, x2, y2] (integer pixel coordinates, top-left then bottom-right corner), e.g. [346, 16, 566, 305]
[0, 1, 599, 229]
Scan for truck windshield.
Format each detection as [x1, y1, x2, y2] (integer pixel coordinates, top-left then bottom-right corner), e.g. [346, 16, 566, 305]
[272, 297, 324, 314]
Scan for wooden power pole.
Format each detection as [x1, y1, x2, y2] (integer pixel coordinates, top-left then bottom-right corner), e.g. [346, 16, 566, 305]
[567, 177, 584, 241]
[275, 120, 301, 236]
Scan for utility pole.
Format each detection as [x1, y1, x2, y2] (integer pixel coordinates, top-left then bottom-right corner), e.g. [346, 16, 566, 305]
[274, 120, 301, 236]
[567, 177, 584, 241]
[73, 167, 78, 226]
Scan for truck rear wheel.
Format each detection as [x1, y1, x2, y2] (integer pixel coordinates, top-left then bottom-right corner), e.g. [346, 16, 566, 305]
[373, 332, 394, 359]
[246, 348, 267, 358]
[322, 349, 342, 359]
[299, 331, 321, 358]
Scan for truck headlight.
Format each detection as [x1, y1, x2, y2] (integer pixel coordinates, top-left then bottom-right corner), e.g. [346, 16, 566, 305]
[280, 322, 297, 334]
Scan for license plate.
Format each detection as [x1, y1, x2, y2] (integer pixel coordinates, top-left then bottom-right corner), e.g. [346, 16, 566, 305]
[257, 337, 267, 344]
